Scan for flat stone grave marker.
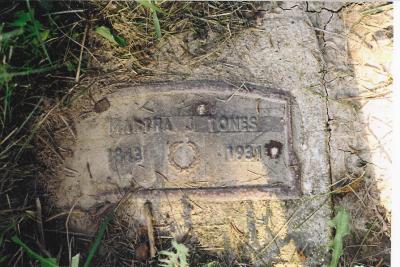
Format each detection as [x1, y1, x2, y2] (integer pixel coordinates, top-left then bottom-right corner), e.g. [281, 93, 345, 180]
[55, 6, 337, 264]
[59, 81, 301, 206]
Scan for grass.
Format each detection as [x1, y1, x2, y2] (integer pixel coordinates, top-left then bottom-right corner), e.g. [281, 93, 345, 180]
[159, 240, 189, 267]
[88, 1, 257, 70]
[328, 207, 351, 267]
[136, 0, 164, 39]
[10, 208, 113, 267]
[11, 235, 59, 267]
[83, 210, 114, 267]
[0, 0, 90, 265]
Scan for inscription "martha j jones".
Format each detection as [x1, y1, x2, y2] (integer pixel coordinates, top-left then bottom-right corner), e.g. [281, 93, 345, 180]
[61, 81, 300, 201]
[109, 115, 283, 136]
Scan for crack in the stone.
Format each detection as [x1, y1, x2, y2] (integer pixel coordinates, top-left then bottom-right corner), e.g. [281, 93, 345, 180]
[324, 13, 334, 31]
[309, 19, 334, 187]
[305, 2, 353, 14]
[322, 70, 334, 187]
[277, 4, 300, 11]
[304, 3, 335, 221]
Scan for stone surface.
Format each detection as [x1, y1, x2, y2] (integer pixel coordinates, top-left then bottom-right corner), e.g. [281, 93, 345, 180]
[59, 82, 301, 206]
[57, 2, 341, 265]
[305, 2, 392, 262]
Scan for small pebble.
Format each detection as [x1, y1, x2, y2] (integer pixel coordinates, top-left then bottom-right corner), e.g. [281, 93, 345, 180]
[94, 98, 110, 113]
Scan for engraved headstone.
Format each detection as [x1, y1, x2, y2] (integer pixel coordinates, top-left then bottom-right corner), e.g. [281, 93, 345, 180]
[55, 5, 339, 264]
[59, 81, 300, 207]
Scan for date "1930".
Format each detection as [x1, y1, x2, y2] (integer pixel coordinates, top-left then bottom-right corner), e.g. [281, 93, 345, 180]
[225, 142, 283, 161]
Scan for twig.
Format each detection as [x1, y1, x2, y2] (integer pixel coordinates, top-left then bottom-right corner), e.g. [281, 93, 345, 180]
[59, 114, 76, 139]
[45, 211, 82, 222]
[76, 22, 89, 82]
[144, 201, 157, 258]
[66, 200, 79, 266]
[47, 16, 100, 65]
[42, 9, 85, 16]
[86, 162, 93, 179]
[349, 219, 377, 266]
[36, 135, 64, 161]
[35, 198, 46, 249]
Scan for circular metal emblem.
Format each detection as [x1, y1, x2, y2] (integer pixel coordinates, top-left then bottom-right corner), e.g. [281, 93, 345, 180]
[169, 141, 199, 172]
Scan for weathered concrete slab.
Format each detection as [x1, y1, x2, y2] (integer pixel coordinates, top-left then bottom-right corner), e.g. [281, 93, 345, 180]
[57, 2, 338, 265]
[141, 5, 333, 265]
[319, 3, 392, 260]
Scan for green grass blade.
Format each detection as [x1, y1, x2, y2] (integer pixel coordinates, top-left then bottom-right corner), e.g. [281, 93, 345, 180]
[136, 0, 165, 14]
[152, 10, 161, 40]
[0, 65, 59, 80]
[70, 253, 80, 267]
[95, 26, 126, 47]
[0, 28, 24, 42]
[95, 26, 118, 45]
[137, 0, 163, 39]
[11, 235, 59, 267]
[25, 0, 52, 65]
[83, 210, 114, 267]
